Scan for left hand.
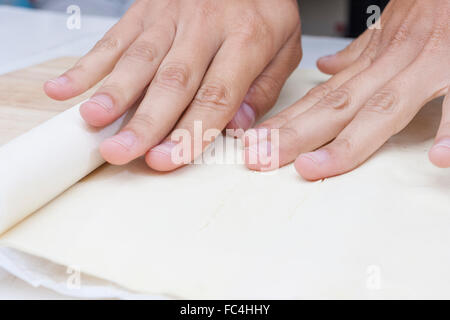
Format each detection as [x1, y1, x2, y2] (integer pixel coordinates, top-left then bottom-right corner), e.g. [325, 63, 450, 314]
[244, 0, 450, 180]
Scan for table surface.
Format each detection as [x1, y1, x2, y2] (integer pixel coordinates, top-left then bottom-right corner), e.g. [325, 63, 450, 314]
[0, 4, 351, 299]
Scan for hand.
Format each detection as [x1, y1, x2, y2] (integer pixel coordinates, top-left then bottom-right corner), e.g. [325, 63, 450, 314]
[44, 0, 301, 170]
[245, 0, 450, 180]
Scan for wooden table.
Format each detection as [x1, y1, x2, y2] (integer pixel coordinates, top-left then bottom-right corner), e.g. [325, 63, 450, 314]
[0, 57, 95, 145]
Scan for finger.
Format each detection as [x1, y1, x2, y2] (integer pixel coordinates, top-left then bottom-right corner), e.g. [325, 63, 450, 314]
[295, 61, 447, 181]
[242, 54, 371, 147]
[99, 25, 221, 165]
[429, 93, 450, 168]
[316, 0, 415, 76]
[44, 2, 146, 101]
[317, 28, 373, 75]
[146, 32, 278, 171]
[246, 7, 432, 170]
[79, 22, 176, 127]
[226, 28, 302, 135]
[245, 29, 382, 139]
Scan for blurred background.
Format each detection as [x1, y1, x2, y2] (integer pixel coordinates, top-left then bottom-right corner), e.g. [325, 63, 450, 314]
[0, 0, 389, 38]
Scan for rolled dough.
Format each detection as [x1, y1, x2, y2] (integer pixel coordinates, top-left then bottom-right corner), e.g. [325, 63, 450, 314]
[0, 106, 130, 234]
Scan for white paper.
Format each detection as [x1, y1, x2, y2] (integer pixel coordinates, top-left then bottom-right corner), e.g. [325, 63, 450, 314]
[0, 247, 161, 299]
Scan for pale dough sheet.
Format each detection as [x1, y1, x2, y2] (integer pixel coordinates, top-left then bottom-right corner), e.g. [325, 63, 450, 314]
[0, 69, 449, 299]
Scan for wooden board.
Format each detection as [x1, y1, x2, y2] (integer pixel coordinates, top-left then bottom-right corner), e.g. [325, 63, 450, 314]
[0, 57, 95, 145]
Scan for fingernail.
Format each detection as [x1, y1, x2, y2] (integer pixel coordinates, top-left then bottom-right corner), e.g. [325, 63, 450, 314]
[230, 102, 256, 130]
[434, 138, 450, 150]
[111, 131, 136, 150]
[150, 141, 177, 156]
[47, 75, 70, 86]
[88, 94, 114, 111]
[301, 149, 329, 165]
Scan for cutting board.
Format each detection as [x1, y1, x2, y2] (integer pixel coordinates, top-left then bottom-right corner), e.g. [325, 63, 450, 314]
[0, 57, 95, 145]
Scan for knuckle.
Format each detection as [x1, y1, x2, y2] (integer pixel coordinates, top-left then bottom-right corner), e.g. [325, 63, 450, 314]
[192, 82, 231, 113]
[306, 83, 332, 101]
[315, 88, 351, 110]
[429, 21, 447, 45]
[362, 90, 397, 114]
[233, 12, 271, 44]
[253, 74, 283, 103]
[123, 41, 158, 62]
[331, 137, 354, 156]
[359, 48, 376, 66]
[93, 35, 120, 52]
[197, 0, 218, 19]
[240, 13, 263, 36]
[279, 126, 300, 144]
[129, 113, 156, 132]
[358, 35, 379, 65]
[424, 23, 449, 54]
[189, 0, 218, 27]
[155, 63, 191, 90]
[390, 22, 409, 47]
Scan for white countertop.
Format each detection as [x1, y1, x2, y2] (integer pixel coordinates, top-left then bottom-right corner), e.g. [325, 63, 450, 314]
[0, 5, 351, 299]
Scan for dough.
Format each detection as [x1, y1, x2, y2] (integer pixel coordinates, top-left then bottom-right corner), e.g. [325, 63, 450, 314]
[0, 105, 130, 234]
[0, 69, 449, 299]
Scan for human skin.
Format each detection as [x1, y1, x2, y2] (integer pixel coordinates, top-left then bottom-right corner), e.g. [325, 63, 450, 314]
[245, 0, 450, 180]
[44, 0, 302, 171]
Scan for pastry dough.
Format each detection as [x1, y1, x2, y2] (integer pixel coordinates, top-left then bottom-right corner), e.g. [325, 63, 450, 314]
[0, 106, 130, 234]
[0, 69, 449, 299]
